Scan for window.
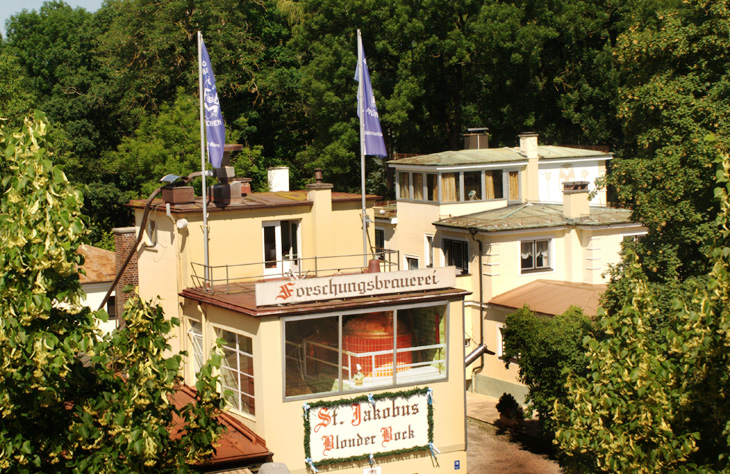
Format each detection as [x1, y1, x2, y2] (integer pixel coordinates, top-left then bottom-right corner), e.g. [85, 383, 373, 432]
[443, 239, 469, 274]
[284, 304, 448, 398]
[425, 234, 434, 268]
[464, 171, 482, 201]
[508, 171, 519, 201]
[521, 239, 551, 273]
[374, 228, 385, 259]
[106, 295, 117, 320]
[441, 173, 460, 202]
[263, 220, 300, 276]
[412, 173, 424, 200]
[218, 329, 255, 415]
[485, 170, 504, 199]
[426, 174, 438, 201]
[398, 172, 410, 199]
[405, 255, 419, 270]
[188, 321, 204, 376]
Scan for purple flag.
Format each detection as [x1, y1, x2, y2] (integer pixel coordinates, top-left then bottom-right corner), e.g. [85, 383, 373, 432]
[200, 40, 225, 168]
[355, 38, 387, 157]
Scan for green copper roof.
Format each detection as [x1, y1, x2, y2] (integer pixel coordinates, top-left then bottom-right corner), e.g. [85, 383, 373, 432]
[434, 203, 634, 232]
[389, 146, 609, 167]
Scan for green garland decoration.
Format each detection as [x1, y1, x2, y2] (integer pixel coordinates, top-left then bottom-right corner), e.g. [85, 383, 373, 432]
[302, 387, 434, 469]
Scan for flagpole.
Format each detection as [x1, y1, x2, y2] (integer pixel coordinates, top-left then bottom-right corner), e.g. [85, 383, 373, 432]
[358, 29, 368, 268]
[198, 31, 210, 287]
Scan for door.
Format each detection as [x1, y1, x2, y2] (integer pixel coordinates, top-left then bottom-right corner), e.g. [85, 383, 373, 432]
[263, 220, 300, 277]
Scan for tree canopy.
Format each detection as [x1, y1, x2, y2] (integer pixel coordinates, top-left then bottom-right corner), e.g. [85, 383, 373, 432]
[0, 113, 225, 472]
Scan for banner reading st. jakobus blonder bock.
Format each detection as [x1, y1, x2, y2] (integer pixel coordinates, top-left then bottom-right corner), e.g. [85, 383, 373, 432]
[306, 390, 430, 464]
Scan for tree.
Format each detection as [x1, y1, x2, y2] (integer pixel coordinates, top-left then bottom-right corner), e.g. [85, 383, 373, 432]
[554, 153, 730, 474]
[502, 305, 593, 438]
[0, 112, 225, 472]
[607, 0, 730, 283]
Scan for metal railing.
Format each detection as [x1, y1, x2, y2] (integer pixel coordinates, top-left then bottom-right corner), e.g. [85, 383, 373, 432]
[190, 249, 400, 294]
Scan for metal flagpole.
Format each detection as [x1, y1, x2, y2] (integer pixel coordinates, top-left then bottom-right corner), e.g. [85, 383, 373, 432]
[358, 29, 368, 268]
[198, 31, 210, 287]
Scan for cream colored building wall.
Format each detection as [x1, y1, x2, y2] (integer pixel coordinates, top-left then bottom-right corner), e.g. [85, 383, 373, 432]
[438, 199, 508, 218]
[473, 305, 522, 387]
[135, 198, 375, 352]
[181, 298, 467, 474]
[538, 160, 608, 205]
[388, 201, 441, 269]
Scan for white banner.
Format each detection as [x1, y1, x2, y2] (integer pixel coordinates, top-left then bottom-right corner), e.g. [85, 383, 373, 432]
[256, 267, 456, 306]
[307, 392, 430, 463]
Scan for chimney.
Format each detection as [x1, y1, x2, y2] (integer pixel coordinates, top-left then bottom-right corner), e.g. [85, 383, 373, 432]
[113, 227, 138, 318]
[268, 167, 290, 192]
[519, 132, 540, 201]
[519, 132, 539, 159]
[464, 127, 489, 149]
[212, 166, 242, 205]
[563, 181, 590, 219]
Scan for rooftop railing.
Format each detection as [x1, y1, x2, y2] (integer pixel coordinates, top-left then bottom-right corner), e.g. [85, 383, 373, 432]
[190, 249, 400, 294]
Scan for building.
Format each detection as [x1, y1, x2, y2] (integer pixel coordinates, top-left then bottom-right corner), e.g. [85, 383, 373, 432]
[76, 244, 117, 333]
[377, 133, 645, 398]
[127, 168, 471, 473]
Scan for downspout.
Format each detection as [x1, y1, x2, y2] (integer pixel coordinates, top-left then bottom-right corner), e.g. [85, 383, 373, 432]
[98, 171, 207, 314]
[465, 227, 494, 380]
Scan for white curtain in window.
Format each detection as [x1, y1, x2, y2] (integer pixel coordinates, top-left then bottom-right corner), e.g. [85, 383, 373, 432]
[442, 173, 458, 202]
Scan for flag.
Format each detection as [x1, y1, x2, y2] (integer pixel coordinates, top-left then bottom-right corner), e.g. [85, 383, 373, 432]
[355, 34, 387, 158]
[200, 39, 225, 168]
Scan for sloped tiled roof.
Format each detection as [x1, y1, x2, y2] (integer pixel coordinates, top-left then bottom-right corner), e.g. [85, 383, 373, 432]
[435, 203, 635, 232]
[389, 146, 609, 167]
[77, 245, 116, 284]
[489, 280, 606, 316]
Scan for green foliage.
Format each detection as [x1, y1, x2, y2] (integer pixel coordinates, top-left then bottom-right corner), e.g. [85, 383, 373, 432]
[608, 0, 730, 282]
[496, 392, 523, 420]
[502, 305, 593, 438]
[554, 154, 730, 473]
[0, 113, 225, 472]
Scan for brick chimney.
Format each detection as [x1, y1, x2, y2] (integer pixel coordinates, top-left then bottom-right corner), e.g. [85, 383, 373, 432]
[563, 181, 590, 219]
[113, 227, 138, 317]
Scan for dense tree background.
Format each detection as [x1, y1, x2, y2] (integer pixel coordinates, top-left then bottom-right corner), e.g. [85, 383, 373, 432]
[0, 0, 659, 248]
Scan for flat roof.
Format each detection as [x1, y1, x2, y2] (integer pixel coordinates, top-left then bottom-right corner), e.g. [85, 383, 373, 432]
[181, 281, 470, 318]
[388, 146, 610, 167]
[435, 203, 637, 232]
[128, 189, 379, 213]
[489, 280, 606, 316]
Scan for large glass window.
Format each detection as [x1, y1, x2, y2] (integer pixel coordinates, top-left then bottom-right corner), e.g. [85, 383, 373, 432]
[426, 174, 438, 201]
[284, 304, 448, 398]
[443, 238, 469, 274]
[412, 173, 424, 200]
[218, 329, 255, 415]
[263, 220, 300, 276]
[521, 239, 551, 273]
[399, 172, 410, 199]
[441, 173, 460, 202]
[509, 171, 520, 201]
[188, 321, 204, 376]
[464, 171, 482, 201]
[485, 170, 504, 199]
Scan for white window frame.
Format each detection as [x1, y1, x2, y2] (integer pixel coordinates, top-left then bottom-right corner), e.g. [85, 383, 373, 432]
[282, 301, 449, 401]
[442, 237, 470, 274]
[262, 220, 301, 277]
[519, 238, 552, 274]
[424, 234, 434, 268]
[404, 254, 419, 270]
[217, 327, 255, 417]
